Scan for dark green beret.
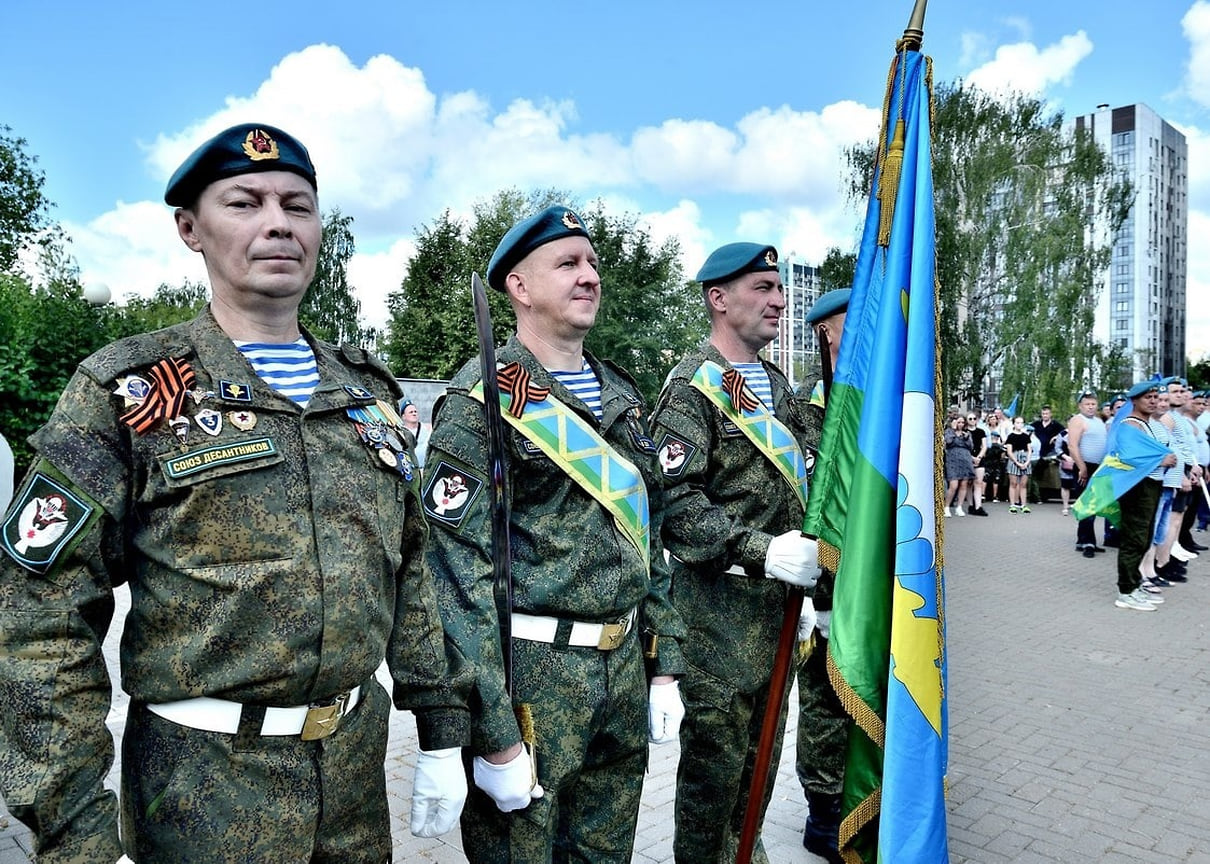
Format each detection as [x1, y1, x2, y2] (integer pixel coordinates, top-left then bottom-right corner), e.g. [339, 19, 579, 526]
[487, 205, 591, 291]
[805, 288, 852, 325]
[165, 123, 317, 207]
[695, 242, 779, 286]
[1125, 380, 1163, 398]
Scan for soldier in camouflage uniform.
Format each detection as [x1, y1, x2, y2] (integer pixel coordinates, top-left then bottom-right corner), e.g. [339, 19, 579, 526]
[649, 242, 821, 864]
[421, 205, 687, 863]
[0, 123, 472, 864]
[796, 287, 852, 864]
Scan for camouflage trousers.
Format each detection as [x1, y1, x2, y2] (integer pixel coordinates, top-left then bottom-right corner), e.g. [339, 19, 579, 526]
[460, 632, 648, 864]
[796, 636, 849, 797]
[673, 661, 792, 864]
[120, 678, 391, 863]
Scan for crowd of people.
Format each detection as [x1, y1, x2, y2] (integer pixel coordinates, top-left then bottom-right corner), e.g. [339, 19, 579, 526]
[944, 381, 1210, 614]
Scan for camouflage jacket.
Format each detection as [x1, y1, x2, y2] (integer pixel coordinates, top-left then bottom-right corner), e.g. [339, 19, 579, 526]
[422, 336, 686, 754]
[0, 308, 471, 864]
[649, 343, 814, 690]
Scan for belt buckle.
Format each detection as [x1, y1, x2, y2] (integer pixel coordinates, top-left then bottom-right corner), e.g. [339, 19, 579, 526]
[300, 691, 350, 741]
[597, 615, 630, 651]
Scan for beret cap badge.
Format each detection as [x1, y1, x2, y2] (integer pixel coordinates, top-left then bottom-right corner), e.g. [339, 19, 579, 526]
[242, 129, 281, 162]
[764, 250, 778, 267]
[562, 210, 583, 230]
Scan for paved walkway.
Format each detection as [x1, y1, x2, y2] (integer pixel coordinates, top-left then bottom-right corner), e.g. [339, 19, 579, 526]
[4, 500, 1210, 862]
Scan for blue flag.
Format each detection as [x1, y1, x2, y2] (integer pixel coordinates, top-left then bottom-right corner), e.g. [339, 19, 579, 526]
[1071, 405, 1170, 525]
[802, 42, 947, 864]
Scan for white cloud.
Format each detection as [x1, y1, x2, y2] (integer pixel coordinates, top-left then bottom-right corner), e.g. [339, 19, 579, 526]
[1183, 1, 1210, 109]
[965, 31, 1093, 97]
[1187, 210, 1210, 360]
[56, 43, 887, 338]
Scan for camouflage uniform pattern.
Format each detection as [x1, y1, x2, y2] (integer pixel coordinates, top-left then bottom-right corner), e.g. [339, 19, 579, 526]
[648, 343, 813, 864]
[423, 335, 685, 863]
[796, 382, 848, 799]
[0, 308, 471, 864]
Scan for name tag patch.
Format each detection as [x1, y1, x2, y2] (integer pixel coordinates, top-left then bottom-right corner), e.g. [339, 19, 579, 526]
[162, 437, 278, 480]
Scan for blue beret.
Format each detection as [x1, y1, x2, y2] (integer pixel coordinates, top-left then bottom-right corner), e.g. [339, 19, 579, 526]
[1125, 380, 1163, 398]
[487, 205, 591, 292]
[695, 242, 779, 286]
[165, 123, 317, 207]
[805, 288, 852, 325]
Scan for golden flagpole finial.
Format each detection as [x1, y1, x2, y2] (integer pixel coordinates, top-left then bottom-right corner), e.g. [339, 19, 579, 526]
[902, 0, 928, 50]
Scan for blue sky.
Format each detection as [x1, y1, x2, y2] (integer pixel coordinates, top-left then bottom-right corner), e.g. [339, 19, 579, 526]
[4, 0, 1209, 357]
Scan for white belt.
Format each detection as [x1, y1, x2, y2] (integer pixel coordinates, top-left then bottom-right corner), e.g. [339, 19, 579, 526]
[511, 609, 636, 651]
[148, 686, 361, 741]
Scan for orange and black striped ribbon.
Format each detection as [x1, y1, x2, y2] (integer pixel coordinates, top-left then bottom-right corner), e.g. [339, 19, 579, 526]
[722, 368, 760, 414]
[121, 357, 197, 435]
[497, 362, 550, 419]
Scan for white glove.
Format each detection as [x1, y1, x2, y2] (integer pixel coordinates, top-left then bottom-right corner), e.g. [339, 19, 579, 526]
[473, 746, 545, 812]
[410, 747, 467, 837]
[816, 610, 832, 640]
[764, 531, 821, 588]
[797, 600, 818, 642]
[648, 680, 685, 744]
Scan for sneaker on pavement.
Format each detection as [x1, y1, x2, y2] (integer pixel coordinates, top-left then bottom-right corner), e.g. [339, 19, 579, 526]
[1172, 546, 1197, 562]
[1188, 540, 1209, 551]
[1021, 505, 1032, 513]
[1141, 577, 1166, 591]
[1116, 591, 1157, 611]
[1082, 547, 1096, 558]
[955, 507, 965, 517]
[944, 506, 952, 517]
[1009, 505, 1019, 514]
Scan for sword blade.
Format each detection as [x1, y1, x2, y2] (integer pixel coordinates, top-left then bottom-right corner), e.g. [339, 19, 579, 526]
[472, 272, 515, 697]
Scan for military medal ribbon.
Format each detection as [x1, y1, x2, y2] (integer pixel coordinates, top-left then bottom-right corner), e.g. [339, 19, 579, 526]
[121, 357, 197, 435]
[722, 367, 761, 414]
[497, 362, 550, 419]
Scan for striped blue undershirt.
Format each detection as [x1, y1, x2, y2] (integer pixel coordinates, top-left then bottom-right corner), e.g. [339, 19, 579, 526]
[235, 338, 319, 407]
[550, 361, 603, 421]
[733, 362, 774, 411]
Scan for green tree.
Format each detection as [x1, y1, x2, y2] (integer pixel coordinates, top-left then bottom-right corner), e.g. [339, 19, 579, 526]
[301, 208, 374, 346]
[0, 126, 55, 274]
[846, 81, 1132, 412]
[118, 280, 209, 333]
[818, 246, 857, 292]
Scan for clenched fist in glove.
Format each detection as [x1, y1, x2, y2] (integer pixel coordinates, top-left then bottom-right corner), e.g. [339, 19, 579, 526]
[473, 744, 545, 813]
[648, 678, 685, 744]
[764, 530, 821, 588]
[410, 747, 467, 837]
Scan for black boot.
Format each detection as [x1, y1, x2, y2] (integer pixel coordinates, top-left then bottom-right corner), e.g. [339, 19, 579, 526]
[803, 792, 844, 864]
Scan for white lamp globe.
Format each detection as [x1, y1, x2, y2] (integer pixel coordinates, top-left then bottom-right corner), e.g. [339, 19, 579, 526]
[82, 282, 111, 306]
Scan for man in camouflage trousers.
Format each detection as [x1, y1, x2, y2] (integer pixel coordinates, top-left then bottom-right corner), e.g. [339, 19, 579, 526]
[0, 123, 472, 864]
[420, 205, 686, 863]
[649, 242, 821, 864]
[796, 287, 853, 864]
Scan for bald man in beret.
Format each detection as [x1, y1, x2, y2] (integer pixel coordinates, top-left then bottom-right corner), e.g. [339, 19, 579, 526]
[0, 123, 471, 863]
[648, 242, 820, 864]
[421, 205, 686, 862]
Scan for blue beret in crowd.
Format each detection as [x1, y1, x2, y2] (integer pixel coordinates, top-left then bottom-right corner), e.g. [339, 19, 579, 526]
[486, 205, 591, 291]
[165, 123, 317, 207]
[1125, 380, 1164, 398]
[805, 287, 852, 325]
[695, 242, 779, 286]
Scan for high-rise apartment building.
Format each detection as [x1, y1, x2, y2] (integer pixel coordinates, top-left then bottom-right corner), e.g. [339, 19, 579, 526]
[767, 254, 824, 388]
[1074, 103, 1188, 379]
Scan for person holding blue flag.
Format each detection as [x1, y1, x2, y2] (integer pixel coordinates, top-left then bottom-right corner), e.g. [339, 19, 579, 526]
[1072, 379, 1176, 611]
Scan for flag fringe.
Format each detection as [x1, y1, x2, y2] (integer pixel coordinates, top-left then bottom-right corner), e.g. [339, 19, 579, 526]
[827, 647, 885, 747]
[838, 785, 881, 864]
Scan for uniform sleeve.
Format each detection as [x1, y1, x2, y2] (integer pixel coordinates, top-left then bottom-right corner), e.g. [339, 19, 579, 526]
[649, 383, 771, 573]
[635, 419, 686, 679]
[0, 371, 130, 864]
[386, 479, 473, 751]
[421, 391, 520, 755]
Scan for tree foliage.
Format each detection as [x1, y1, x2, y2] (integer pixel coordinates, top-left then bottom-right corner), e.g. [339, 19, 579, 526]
[818, 246, 857, 292]
[383, 190, 702, 403]
[301, 208, 374, 346]
[0, 126, 55, 274]
[846, 81, 1132, 414]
